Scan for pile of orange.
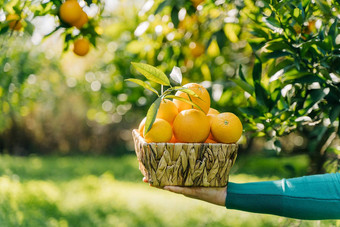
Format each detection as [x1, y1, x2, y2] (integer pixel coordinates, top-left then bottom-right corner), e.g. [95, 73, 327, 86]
[59, 0, 88, 29]
[138, 83, 243, 144]
[59, 0, 90, 56]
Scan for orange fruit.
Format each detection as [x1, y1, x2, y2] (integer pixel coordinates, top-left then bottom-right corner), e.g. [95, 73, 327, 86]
[156, 99, 178, 124]
[173, 109, 210, 143]
[206, 114, 216, 140]
[211, 112, 243, 143]
[72, 11, 88, 29]
[190, 0, 204, 7]
[178, 15, 198, 30]
[59, 1, 82, 25]
[138, 117, 146, 136]
[73, 38, 90, 56]
[169, 135, 177, 143]
[205, 138, 217, 143]
[208, 108, 219, 115]
[144, 119, 173, 143]
[207, 108, 219, 140]
[190, 42, 205, 58]
[7, 14, 22, 31]
[173, 83, 210, 114]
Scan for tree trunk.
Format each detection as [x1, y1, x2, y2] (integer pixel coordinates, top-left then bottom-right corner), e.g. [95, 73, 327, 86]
[308, 127, 337, 174]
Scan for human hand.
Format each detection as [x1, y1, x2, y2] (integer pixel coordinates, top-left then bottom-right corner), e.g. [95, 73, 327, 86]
[143, 177, 227, 206]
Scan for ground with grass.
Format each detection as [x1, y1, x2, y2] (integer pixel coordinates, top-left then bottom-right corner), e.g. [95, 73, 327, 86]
[0, 154, 338, 227]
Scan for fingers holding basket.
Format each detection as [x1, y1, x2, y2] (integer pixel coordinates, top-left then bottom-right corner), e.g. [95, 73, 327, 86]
[164, 186, 227, 206]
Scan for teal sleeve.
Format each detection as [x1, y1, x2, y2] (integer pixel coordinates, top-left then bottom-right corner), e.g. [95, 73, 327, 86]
[225, 173, 340, 220]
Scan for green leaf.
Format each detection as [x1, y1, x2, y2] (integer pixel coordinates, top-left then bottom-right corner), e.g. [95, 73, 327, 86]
[171, 87, 200, 98]
[131, 62, 170, 86]
[270, 89, 281, 103]
[215, 29, 227, 50]
[165, 95, 204, 112]
[268, 59, 294, 78]
[250, 27, 269, 40]
[252, 56, 262, 83]
[125, 79, 159, 96]
[155, 0, 170, 14]
[287, 74, 325, 84]
[171, 7, 179, 28]
[230, 78, 254, 95]
[239, 107, 261, 117]
[24, 20, 35, 36]
[262, 50, 292, 60]
[293, 7, 303, 24]
[265, 39, 293, 52]
[263, 15, 281, 31]
[299, 88, 328, 115]
[144, 97, 162, 136]
[255, 82, 270, 108]
[238, 65, 246, 82]
[329, 18, 338, 46]
[329, 105, 340, 123]
[248, 38, 266, 52]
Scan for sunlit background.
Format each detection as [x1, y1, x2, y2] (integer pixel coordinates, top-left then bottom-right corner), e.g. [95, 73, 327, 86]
[0, 0, 339, 226]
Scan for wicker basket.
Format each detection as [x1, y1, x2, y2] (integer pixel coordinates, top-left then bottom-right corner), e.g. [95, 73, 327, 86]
[132, 130, 238, 187]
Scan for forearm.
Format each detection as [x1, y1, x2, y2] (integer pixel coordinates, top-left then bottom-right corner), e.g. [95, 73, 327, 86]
[226, 173, 340, 220]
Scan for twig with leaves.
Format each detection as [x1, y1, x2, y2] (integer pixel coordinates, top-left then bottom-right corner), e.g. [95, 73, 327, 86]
[126, 62, 203, 136]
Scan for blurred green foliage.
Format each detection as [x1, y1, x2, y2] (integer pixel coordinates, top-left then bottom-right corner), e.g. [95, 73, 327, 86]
[1, 154, 338, 226]
[233, 0, 340, 173]
[0, 0, 339, 173]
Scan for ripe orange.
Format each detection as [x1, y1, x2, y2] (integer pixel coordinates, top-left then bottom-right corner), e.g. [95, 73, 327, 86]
[208, 108, 219, 115]
[190, 42, 205, 58]
[173, 83, 210, 114]
[73, 11, 88, 29]
[144, 119, 173, 143]
[190, 0, 205, 7]
[59, 1, 82, 25]
[169, 135, 177, 143]
[207, 108, 219, 140]
[173, 109, 210, 143]
[7, 14, 22, 31]
[205, 138, 217, 143]
[138, 117, 146, 136]
[156, 99, 178, 124]
[211, 112, 243, 143]
[73, 38, 90, 56]
[178, 15, 198, 30]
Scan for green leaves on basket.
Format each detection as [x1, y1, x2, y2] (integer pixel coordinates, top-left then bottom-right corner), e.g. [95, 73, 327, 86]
[125, 78, 159, 96]
[164, 95, 204, 112]
[127, 62, 206, 135]
[131, 62, 170, 86]
[144, 97, 161, 137]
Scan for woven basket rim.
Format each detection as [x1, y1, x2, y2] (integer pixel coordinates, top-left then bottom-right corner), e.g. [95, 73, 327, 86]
[132, 129, 237, 146]
[132, 129, 239, 187]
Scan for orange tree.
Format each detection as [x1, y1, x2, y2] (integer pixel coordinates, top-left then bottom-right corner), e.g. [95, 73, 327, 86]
[241, 0, 340, 173]
[142, 0, 340, 173]
[0, 0, 339, 169]
[0, 0, 106, 153]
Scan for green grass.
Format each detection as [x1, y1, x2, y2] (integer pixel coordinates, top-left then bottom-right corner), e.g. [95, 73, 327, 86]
[0, 154, 338, 227]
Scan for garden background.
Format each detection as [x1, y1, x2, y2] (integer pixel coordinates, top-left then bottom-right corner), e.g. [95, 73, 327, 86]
[0, 0, 339, 226]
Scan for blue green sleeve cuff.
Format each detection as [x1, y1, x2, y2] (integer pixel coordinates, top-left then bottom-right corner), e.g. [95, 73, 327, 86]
[225, 173, 340, 220]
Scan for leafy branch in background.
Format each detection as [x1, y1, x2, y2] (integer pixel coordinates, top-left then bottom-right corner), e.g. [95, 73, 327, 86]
[0, 0, 104, 49]
[127, 62, 202, 136]
[235, 0, 340, 173]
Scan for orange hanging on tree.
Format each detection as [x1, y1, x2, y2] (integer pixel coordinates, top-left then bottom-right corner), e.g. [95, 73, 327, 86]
[73, 38, 90, 56]
[59, 1, 82, 25]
